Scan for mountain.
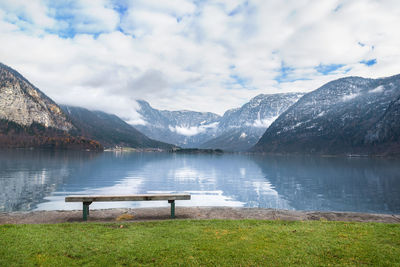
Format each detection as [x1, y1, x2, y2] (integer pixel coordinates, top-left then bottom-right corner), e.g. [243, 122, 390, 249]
[62, 105, 175, 149]
[133, 94, 303, 151]
[0, 63, 102, 150]
[0, 63, 73, 131]
[253, 74, 400, 156]
[133, 100, 221, 148]
[200, 93, 304, 151]
[365, 93, 400, 155]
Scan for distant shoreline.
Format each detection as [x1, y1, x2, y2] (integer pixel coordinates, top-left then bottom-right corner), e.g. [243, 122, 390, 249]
[1, 207, 399, 224]
[2, 147, 400, 158]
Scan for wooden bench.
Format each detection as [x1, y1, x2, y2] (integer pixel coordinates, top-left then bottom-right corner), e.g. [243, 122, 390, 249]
[65, 194, 191, 221]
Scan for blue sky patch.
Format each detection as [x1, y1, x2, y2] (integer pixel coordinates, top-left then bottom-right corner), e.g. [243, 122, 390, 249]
[274, 62, 311, 83]
[228, 1, 249, 16]
[3, 13, 33, 33]
[228, 6, 241, 16]
[274, 62, 294, 83]
[344, 67, 352, 73]
[230, 74, 248, 88]
[360, 59, 377, 66]
[111, 0, 128, 16]
[45, 1, 123, 38]
[315, 63, 345, 75]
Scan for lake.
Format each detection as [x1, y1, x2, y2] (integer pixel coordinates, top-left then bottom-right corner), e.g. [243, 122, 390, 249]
[0, 150, 399, 214]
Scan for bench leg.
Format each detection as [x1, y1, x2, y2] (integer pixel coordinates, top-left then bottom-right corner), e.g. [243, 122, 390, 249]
[83, 202, 92, 221]
[168, 200, 175, 219]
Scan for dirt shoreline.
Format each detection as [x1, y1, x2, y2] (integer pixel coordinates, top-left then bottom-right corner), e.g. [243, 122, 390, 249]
[1, 207, 400, 224]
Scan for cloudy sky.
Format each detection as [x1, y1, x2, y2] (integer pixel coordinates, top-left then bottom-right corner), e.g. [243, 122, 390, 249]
[0, 0, 399, 123]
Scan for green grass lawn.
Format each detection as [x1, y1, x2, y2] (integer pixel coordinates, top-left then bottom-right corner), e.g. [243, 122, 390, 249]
[1, 220, 399, 266]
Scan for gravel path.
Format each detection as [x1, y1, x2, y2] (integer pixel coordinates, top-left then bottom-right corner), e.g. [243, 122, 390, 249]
[1, 207, 400, 224]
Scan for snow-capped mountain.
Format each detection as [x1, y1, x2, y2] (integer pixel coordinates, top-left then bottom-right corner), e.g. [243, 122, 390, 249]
[133, 100, 221, 148]
[253, 74, 400, 156]
[133, 93, 303, 150]
[200, 93, 304, 151]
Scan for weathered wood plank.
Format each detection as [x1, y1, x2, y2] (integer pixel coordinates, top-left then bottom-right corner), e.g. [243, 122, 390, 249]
[65, 194, 191, 202]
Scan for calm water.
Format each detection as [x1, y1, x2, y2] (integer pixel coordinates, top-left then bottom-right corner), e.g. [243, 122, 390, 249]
[0, 150, 399, 214]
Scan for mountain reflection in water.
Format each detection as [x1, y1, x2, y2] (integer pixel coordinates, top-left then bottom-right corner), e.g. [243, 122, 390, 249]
[0, 150, 399, 214]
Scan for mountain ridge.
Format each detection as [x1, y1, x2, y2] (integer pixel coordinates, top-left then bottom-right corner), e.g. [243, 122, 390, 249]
[134, 100, 221, 148]
[200, 92, 304, 151]
[0, 63, 104, 150]
[0, 63, 174, 150]
[252, 74, 400, 155]
[133, 93, 304, 151]
[62, 105, 175, 149]
[3, 61, 399, 155]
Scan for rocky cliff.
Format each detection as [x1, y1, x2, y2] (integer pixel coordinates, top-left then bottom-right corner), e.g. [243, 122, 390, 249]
[0, 63, 101, 150]
[0, 63, 73, 131]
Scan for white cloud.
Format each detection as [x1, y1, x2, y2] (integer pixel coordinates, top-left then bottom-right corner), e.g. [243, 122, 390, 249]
[169, 122, 218, 136]
[127, 0, 196, 17]
[369, 85, 384, 94]
[168, 125, 202, 136]
[342, 93, 360, 102]
[248, 116, 279, 128]
[0, 0, 55, 30]
[0, 0, 399, 123]
[72, 0, 120, 33]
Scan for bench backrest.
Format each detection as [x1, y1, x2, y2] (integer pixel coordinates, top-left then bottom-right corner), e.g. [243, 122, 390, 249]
[65, 194, 191, 202]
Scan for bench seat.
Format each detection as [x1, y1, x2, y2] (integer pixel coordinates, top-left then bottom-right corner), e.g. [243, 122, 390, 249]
[65, 194, 191, 221]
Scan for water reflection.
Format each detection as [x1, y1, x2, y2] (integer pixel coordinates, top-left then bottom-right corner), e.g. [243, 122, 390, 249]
[252, 155, 400, 213]
[1, 151, 399, 214]
[0, 150, 100, 211]
[70, 154, 290, 210]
